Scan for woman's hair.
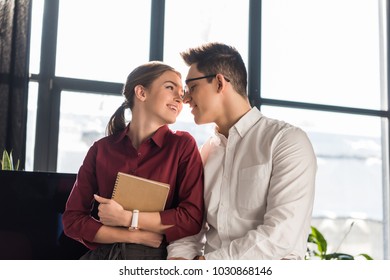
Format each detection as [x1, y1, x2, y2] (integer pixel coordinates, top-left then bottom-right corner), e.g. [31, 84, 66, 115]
[180, 42, 247, 97]
[106, 61, 180, 135]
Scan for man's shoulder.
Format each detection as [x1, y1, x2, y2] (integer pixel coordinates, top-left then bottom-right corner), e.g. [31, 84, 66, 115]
[247, 113, 311, 147]
[257, 113, 296, 132]
[244, 107, 295, 132]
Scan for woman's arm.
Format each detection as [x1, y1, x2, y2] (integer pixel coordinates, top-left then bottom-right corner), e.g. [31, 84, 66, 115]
[93, 224, 163, 248]
[94, 194, 173, 233]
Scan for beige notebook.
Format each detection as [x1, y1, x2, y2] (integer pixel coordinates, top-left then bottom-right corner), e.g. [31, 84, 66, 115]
[111, 172, 170, 212]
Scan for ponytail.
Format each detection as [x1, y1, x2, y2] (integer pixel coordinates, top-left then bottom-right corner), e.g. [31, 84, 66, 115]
[106, 101, 129, 136]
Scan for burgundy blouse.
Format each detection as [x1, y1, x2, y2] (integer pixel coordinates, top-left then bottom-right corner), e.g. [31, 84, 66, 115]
[62, 125, 204, 249]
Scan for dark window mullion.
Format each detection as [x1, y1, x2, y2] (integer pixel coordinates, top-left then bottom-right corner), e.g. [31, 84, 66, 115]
[47, 86, 61, 171]
[34, 0, 59, 171]
[54, 77, 123, 95]
[149, 0, 165, 61]
[383, 0, 390, 259]
[248, 0, 262, 109]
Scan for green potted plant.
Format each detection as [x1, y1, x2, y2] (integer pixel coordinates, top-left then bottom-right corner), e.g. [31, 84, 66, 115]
[306, 223, 373, 260]
[1, 149, 20, 170]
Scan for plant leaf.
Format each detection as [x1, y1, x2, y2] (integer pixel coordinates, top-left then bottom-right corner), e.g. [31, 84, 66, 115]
[2, 150, 12, 170]
[307, 233, 316, 244]
[324, 253, 354, 260]
[9, 151, 14, 170]
[306, 225, 374, 260]
[310, 226, 327, 256]
[357, 254, 373, 260]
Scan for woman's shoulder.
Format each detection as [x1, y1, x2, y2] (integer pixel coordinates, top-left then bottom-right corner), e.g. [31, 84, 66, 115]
[168, 129, 194, 139]
[166, 129, 197, 145]
[90, 132, 124, 148]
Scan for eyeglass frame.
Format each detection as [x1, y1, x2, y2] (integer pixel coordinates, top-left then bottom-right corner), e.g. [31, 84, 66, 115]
[183, 74, 230, 99]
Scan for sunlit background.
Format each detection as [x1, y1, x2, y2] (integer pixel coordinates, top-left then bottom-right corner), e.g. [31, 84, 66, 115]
[27, 0, 388, 259]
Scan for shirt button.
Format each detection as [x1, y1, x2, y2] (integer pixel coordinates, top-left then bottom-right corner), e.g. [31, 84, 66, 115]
[137, 153, 141, 157]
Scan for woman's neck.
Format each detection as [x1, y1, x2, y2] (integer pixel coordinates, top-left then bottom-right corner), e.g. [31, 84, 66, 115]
[127, 117, 162, 149]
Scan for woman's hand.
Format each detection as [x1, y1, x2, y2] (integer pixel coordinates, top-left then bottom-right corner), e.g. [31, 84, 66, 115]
[94, 194, 131, 227]
[131, 230, 163, 248]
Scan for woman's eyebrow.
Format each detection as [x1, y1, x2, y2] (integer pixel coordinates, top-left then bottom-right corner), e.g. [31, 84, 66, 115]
[164, 80, 180, 86]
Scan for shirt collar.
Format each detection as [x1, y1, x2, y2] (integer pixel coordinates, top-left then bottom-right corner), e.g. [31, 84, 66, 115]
[113, 125, 130, 144]
[232, 107, 262, 138]
[214, 107, 262, 143]
[113, 124, 169, 148]
[150, 125, 169, 147]
[214, 107, 263, 145]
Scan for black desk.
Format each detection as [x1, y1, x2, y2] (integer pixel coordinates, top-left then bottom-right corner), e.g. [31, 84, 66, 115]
[0, 170, 88, 259]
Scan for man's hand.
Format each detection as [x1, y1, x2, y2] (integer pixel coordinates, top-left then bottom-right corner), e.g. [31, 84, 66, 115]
[94, 194, 131, 227]
[168, 256, 205, 260]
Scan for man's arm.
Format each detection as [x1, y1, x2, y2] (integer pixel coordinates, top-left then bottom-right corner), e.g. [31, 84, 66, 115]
[167, 220, 208, 259]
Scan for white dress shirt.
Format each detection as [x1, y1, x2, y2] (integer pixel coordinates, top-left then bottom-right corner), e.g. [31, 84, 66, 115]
[167, 107, 317, 259]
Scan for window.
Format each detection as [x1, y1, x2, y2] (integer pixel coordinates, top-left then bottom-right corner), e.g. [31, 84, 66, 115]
[164, 0, 250, 145]
[262, 106, 385, 258]
[262, 0, 385, 110]
[28, 0, 152, 172]
[27, 0, 389, 259]
[56, 0, 151, 83]
[261, 0, 388, 259]
[57, 91, 124, 173]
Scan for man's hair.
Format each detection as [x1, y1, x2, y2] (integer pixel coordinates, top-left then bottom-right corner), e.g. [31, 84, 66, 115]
[180, 42, 247, 97]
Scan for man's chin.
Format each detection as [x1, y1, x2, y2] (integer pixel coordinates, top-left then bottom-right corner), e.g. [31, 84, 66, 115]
[192, 111, 209, 125]
[194, 117, 207, 125]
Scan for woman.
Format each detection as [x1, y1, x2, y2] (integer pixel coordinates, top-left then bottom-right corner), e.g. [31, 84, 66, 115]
[62, 61, 204, 259]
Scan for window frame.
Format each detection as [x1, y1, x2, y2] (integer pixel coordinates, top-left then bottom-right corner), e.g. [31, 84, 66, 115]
[29, 0, 390, 259]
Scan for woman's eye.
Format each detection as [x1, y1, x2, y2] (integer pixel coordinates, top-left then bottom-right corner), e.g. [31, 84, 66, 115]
[166, 85, 174, 90]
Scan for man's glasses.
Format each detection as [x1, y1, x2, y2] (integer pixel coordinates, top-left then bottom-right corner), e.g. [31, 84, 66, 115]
[185, 74, 217, 84]
[183, 74, 230, 99]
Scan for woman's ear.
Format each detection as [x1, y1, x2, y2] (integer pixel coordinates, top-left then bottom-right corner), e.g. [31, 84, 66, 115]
[134, 85, 147, 101]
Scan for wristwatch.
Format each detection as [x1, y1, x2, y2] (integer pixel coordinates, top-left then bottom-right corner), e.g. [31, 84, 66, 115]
[129, 209, 139, 230]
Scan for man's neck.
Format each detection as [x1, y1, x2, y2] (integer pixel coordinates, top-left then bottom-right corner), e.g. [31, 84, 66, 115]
[216, 97, 251, 138]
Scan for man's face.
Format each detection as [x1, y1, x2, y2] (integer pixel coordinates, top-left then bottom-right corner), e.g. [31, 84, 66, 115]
[183, 64, 220, 124]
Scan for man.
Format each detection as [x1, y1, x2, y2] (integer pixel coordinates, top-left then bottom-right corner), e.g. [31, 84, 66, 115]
[167, 42, 317, 260]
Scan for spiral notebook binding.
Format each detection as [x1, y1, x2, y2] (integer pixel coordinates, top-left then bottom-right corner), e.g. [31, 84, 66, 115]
[111, 173, 121, 198]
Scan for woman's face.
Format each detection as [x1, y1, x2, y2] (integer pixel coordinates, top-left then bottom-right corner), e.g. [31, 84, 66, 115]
[144, 70, 184, 125]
